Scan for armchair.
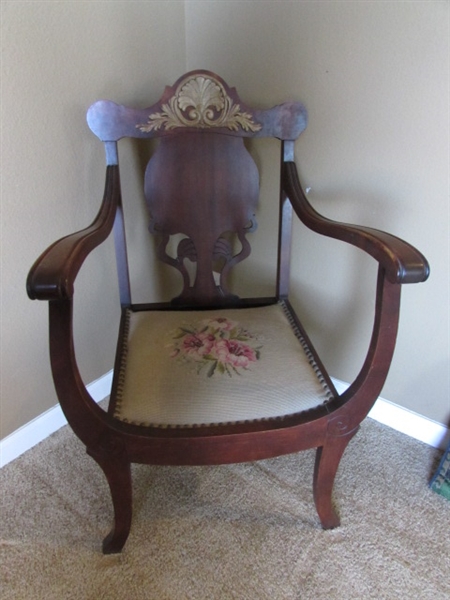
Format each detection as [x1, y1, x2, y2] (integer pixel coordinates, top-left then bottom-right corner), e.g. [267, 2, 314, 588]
[27, 70, 429, 553]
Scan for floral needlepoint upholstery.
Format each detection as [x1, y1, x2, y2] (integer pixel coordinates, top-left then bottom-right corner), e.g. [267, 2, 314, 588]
[168, 316, 261, 378]
[112, 303, 333, 428]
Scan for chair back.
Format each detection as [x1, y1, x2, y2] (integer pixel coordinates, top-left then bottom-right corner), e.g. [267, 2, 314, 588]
[87, 71, 307, 305]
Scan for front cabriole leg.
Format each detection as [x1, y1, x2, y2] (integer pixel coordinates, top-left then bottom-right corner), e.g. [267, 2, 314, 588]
[88, 433, 132, 554]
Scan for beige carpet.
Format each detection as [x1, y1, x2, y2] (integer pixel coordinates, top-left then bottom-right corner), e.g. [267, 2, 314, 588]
[1, 416, 449, 600]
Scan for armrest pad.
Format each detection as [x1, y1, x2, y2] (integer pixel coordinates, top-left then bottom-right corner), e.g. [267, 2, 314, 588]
[27, 166, 120, 300]
[283, 162, 430, 284]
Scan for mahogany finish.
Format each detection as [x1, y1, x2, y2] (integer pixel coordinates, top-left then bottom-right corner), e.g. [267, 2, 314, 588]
[27, 71, 429, 553]
[145, 131, 259, 304]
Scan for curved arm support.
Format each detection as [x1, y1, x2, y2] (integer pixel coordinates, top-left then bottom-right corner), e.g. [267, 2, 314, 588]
[283, 162, 430, 284]
[48, 298, 111, 449]
[334, 267, 402, 424]
[27, 166, 120, 301]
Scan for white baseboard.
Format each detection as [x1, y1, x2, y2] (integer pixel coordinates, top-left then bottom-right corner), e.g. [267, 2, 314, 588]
[331, 378, 449, 451]
[0, 370, 113, 468]
[0, 372, 448, 468]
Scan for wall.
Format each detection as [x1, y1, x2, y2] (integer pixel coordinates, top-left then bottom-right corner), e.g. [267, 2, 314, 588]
[1, 0, 449, 442]
[185, 1, 449, 425]
[1, 0, 186, 438]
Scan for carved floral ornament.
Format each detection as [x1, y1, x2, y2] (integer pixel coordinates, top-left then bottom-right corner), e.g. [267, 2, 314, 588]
[137, 75, 262, 133]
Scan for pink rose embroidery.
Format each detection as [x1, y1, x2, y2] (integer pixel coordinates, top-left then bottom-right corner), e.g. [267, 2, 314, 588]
[181, 332, 215, 360]
[212, 339, 258, 369]
[168, 317, 261, 377]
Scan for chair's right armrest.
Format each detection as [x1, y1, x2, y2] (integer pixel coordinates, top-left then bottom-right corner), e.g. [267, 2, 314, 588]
[27, 166, 120, 301]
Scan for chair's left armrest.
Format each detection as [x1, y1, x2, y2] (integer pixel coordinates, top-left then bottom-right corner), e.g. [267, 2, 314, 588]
[27, 166, 120, 301]
[283, 162, 430, 284]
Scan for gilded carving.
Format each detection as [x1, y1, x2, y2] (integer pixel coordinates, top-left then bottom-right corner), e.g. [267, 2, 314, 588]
[137, 75, 261, 133]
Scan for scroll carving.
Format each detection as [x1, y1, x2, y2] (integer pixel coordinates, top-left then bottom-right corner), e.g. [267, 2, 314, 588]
[137, 74, 262, 133]
[327, 415, 359, 438]
[327, 416, 351, 437]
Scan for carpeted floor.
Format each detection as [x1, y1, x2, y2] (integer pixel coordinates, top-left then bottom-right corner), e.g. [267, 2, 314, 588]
[1, 416, 449, 599]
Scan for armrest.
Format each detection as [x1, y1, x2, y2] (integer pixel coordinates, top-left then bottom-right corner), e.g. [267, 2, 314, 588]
[27, 165, 120, 301]
[283, 161, 430, 284]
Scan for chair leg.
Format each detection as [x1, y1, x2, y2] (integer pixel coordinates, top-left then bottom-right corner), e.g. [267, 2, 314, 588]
[88, 447, 133, 554]
[313, 431, 356, 529]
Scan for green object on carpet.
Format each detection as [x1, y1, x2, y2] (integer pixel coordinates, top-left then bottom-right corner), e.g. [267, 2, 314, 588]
[430, 441, 450, 500]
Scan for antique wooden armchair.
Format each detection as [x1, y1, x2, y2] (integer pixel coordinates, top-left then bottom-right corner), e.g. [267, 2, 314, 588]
[27, 70, 429, 553]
